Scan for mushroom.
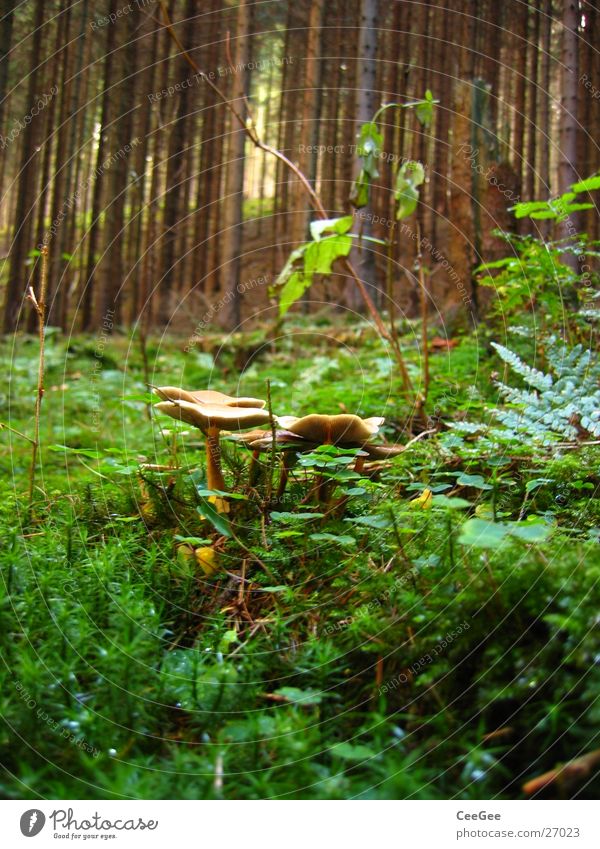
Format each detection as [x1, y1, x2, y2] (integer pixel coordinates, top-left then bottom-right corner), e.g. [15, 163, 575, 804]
[275, 413, 384, 445]
[154, 386, 266, 409]
[154, 397, 271, 511]
[276, 413, 385, 473]
[254, 413, 385, 501]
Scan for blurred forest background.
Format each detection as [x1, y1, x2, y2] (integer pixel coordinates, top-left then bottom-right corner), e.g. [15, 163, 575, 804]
[1, 0, 599, 335]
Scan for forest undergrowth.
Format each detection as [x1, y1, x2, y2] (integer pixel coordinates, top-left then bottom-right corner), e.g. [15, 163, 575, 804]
[1, 313, 599, 800]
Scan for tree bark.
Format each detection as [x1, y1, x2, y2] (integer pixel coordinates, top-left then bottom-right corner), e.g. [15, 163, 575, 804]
[350, 0, 379, 312]
[3, 0, 45, 333]
[81, 1, 118, 331]
[158, 0, 196, 325]
[221, 0, 251, 329]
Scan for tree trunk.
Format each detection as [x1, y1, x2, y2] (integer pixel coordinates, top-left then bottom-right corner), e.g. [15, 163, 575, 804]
[350, 0, 379, 312]
[3, 0, 45, 333]
[559, 0, 579, 193]
[0, 0, 17, 206]
[526, 0, 541, 203]
[558, 0, 580, 277]
[221, 0, 251, 329]
[81, 2, 118, 331]
[158, 0, 196, 325]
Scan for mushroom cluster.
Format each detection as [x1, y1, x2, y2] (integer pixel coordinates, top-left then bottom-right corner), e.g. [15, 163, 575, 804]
[153, 386, 401, 509]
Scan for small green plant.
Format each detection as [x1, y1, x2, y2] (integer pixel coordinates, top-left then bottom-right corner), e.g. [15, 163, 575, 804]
[477, 174, 600, 327]
[450, 336, 600, 446]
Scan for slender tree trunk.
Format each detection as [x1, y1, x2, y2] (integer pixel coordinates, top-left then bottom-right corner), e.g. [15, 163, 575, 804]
[158, 0, 196, 324]
[129, 15, 159, 325]
[526, 0, 541, 202]
[559, 0, 579, 193]
[350, 0, 379, 312]
[0, 0, 17, 206]
[221, 0, 251, 329]
[47, 3, 74, 327]
[58, 0, 89, 330]
[559, 0, 580, 276]
[539, 0, 553, 240]
[512, 1, 528, 230]
[81, 2, 118, 331]
[3, 0, 45, 333]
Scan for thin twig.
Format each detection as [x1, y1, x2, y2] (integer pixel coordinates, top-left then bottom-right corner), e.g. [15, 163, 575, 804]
[0, 422, 36, 444]
[402, 428, 437, 450]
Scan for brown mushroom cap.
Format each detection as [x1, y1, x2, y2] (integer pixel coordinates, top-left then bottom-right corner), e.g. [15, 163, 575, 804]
[155, 400, 271, 431]
[276, 413, 385, 444]
[154, 386, 266, 409]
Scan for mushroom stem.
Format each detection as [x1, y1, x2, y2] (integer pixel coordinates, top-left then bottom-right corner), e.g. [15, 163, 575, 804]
[354, 455, 365, 474]
[276, 453, 293, 503]
[248, 449, 261, 488]
[205, 426, 228, 512]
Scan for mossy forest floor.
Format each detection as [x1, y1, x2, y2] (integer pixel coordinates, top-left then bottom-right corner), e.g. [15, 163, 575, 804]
[1, 318, 599, 799]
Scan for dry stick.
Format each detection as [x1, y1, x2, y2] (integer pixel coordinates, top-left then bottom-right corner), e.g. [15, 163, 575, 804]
[26, 245, 49, 514]
[0, 423, 35, 444]
[158, 2, 413, 396]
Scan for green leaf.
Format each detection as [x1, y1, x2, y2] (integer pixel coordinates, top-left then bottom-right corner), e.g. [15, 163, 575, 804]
[174, 535, 212, 546]
[48, 444, 103, 459]
[274, 243, 308, 288]
[275, 686, 324, 706]
[345, 515, 391, 529]
[197, 499, 231, 537]
[560, 202, 594, 214]
[529, 209, 559, 220]
[278, 234, 352, 316]
[525, 478, 554, 494]
[415, 90, 434, 127]
[456, 472, 493, 490]
[195, 488, 248, 501]
[357, 121, 383, 178]
[571, 174, 600, 193]
[511, 201, 552, 219]
[395, 161, 425, 220]
[459, 518, 509, 549]
[431, 495, 471, 510]
[271, 511, 325, 523]
[309, 533, 357, 547]
[305, 234, 352, 275]
[279, 271, 309, 316]
[349, 169, 370, 208]
[508, 521, 552, 543]
[476, 258, 514, 271]
[310, 216, 353, 241]
[329, 742, 377, 762]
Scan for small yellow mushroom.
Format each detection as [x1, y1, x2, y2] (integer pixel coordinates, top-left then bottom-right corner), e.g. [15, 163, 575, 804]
[195, 546, 220, 577]
[409, 487, 433, 510]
